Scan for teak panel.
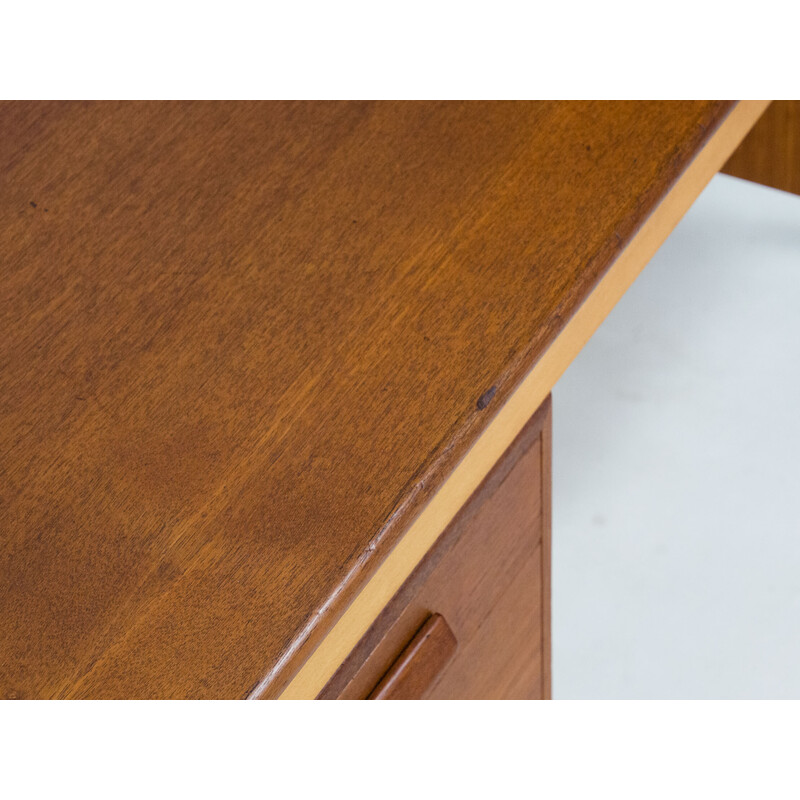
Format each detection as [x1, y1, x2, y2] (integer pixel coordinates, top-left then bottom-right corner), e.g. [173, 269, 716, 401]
[0, 101, 746, 698]
[723, 101, 800, 195]
[320, 397, 551, 700]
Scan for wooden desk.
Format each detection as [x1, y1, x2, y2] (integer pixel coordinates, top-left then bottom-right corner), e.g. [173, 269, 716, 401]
[0, 101, 783, 698]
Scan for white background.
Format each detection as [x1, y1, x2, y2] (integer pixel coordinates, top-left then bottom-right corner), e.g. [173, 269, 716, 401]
[554, 173, 800, 698]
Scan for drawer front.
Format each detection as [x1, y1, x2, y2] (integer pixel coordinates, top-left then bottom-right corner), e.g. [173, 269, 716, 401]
[320, 395, 551, 700]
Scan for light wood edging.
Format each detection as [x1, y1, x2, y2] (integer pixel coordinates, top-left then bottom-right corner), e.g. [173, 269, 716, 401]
[275, 100, 768, 700]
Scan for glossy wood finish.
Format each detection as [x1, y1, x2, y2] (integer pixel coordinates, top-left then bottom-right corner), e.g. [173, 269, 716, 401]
[321, 397, 550, 700]
[369, 614, 457, 700]
[723, 101, 800, 195]
[0, 101, 754, 699]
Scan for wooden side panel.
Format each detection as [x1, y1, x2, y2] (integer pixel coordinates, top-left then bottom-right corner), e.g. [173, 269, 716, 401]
[320, 396, 552, 700]
[424, 548, 543, 700]
[722, 101, 800, 195]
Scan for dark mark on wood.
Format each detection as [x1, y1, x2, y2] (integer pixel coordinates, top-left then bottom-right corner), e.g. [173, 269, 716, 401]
[476, 386, 497, 410]
[30, 201, 37, 208]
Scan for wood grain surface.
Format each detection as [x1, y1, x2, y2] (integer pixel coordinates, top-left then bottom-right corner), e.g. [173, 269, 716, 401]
[322, 396, 550, 700]
[0, 101, 740, 698]
[723, 101, 799, 195]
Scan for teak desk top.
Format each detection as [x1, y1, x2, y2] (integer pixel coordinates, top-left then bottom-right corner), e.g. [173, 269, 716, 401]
[0, 101, 767, 698]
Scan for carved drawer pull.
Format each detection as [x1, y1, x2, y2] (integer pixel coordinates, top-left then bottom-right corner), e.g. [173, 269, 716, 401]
[369, 614, 457, 700]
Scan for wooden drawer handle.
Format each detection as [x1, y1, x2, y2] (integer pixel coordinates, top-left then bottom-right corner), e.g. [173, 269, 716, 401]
[368, 614, 457, 700]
